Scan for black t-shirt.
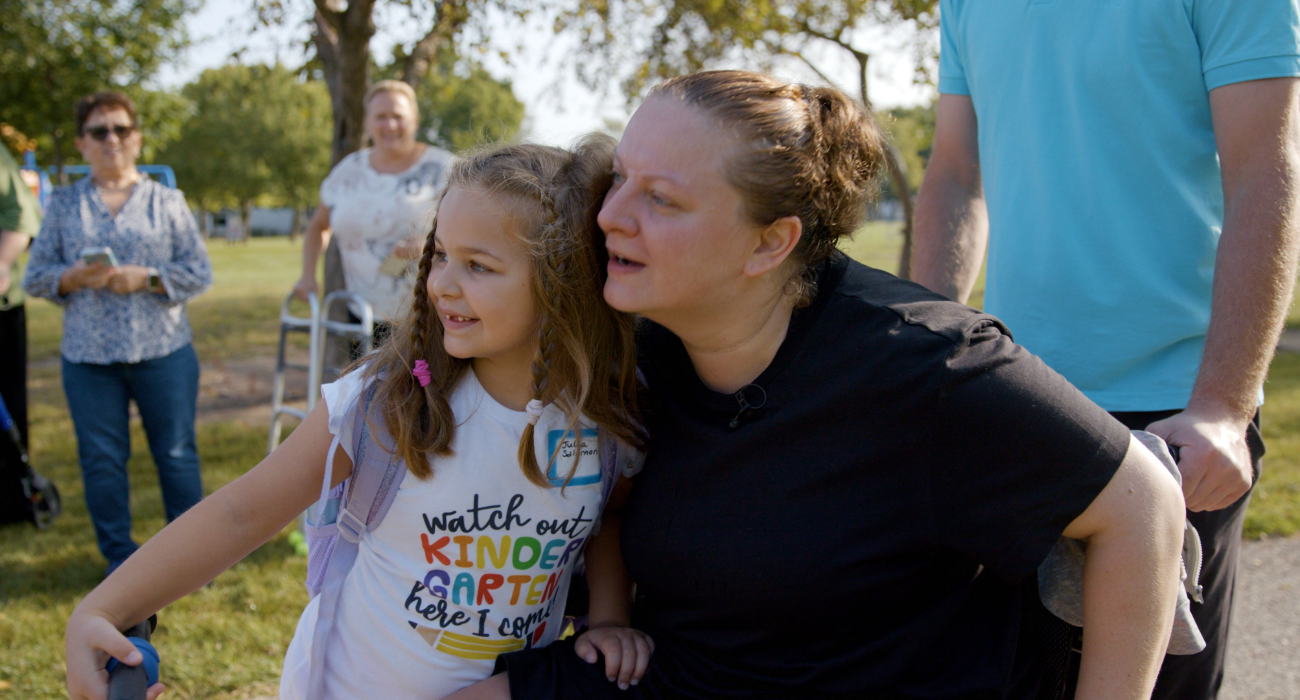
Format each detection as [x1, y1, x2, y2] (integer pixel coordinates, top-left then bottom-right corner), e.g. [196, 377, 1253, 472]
[621, 253, 1130, 700]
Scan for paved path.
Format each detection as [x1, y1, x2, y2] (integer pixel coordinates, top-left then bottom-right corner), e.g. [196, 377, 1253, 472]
[1278, 329, 1300, 354]
[1221, 535, 1300, 699]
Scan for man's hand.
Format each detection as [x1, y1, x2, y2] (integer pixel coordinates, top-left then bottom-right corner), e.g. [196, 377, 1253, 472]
[0, 267, 10, 296]
[107, 265, 151, 295]
[574, 622, 655, 690]
[1147, 405, 1253, 512]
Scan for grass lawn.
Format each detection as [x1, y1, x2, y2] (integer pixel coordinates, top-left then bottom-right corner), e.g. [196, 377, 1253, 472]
[0, 230, 1296, 697]
[0, 415, 303, 699]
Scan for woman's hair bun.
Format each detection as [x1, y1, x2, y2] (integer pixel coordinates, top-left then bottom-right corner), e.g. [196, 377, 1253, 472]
[651, 71, 887, 304]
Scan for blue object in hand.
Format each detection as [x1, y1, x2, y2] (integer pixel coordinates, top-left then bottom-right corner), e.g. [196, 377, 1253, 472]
[106, 637, 160, 687]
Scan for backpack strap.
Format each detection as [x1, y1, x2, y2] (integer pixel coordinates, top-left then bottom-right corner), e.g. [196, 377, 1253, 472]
[306, 381, 408, 700]
[597, 429, 620, 513]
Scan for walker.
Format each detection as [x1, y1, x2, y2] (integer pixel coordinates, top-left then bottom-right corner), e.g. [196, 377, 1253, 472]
[267, 290, 375, 454]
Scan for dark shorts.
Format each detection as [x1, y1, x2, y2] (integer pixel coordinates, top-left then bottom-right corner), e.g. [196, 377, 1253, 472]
[498, 636, 652, 700]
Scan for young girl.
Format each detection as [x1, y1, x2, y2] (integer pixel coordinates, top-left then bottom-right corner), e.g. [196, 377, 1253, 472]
[64, 137, 655, 700]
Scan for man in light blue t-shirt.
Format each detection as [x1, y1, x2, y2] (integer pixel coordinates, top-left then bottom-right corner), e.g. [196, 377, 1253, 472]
[914, 1, 1300, 698]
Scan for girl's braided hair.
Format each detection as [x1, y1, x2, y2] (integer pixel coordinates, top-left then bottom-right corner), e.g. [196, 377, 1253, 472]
[650, 70, 888, 304]
[359, 134, 645, 485]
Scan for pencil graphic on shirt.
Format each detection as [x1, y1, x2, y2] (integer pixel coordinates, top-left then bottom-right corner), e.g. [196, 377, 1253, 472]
[435, 631, 525, 659]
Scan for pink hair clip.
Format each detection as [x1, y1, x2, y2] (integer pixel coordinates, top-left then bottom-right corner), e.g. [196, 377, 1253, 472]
[411, 359, 432, 387]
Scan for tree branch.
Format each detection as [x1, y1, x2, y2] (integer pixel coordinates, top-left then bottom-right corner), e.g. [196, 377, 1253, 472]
[797, 22, 868, 63]
[789, 49, 839, 91]
[312, 9, 340, 96]
[795, 19, 872, 108]
[402, 0, 470, 87]
[311, 0, 342, 31]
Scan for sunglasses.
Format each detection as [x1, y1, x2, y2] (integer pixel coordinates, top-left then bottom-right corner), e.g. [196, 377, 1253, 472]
[84, 125, 135, 141]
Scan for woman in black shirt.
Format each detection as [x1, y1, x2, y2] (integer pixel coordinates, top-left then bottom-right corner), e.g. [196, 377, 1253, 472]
[452, 71, 1186, 700]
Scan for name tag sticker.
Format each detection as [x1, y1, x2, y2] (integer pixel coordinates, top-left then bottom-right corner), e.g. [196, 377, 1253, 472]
[545, 428, 600, 487]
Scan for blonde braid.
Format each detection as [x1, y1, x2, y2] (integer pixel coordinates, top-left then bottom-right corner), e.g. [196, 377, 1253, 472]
[517, 171, 573, 487]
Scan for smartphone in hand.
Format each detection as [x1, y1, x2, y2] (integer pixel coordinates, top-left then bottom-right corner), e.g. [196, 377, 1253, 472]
[79, 246, 119, 268]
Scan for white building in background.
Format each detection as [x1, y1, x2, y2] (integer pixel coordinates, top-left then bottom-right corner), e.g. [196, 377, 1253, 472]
[202, 207, 301, 239]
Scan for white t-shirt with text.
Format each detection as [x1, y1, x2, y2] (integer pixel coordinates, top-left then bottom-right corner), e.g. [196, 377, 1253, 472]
[279, 369, 641, 700]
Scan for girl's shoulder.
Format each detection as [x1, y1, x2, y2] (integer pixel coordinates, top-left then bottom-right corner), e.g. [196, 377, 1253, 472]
[320, 368, 379, 457]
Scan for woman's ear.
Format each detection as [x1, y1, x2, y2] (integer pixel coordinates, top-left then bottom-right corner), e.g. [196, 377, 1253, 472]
[743, 215, 803, 278]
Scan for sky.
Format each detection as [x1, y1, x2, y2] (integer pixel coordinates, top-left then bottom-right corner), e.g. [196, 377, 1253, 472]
[157, 3, 937, 147]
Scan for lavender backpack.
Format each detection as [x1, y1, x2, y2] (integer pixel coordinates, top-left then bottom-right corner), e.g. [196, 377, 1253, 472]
[300, 382, 626, 698]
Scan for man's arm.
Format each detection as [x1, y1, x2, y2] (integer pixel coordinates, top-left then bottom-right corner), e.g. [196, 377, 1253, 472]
[911, 94, 989, 303]
[1148, 77, 1300, 511]
[0, 231, 30, 295]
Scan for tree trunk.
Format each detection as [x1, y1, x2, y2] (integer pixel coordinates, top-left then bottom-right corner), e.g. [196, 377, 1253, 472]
[241, 200, 253, 244]
[313, 2, 377, 372]
[290, 207, 301, 243]
[847, 52, 915, 279]
[50, 128, 65, 186]
[884, 146, 915, 280]
[198, 207, 209, 239]
[401, 0, 469, 88]
[46, 62, 68, 185]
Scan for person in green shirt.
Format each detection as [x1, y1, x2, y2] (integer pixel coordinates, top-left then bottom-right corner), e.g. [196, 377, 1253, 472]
[0, 143, 43, 524]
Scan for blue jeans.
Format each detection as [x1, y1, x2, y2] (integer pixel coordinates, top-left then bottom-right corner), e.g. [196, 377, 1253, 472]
[62, 344, 203, 563]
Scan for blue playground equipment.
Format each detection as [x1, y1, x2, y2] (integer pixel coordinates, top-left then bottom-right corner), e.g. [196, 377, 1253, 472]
[19, 151, 177, 211]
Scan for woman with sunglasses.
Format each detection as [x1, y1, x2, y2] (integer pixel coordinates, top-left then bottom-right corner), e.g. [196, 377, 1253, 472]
[24, 91, 213, 577]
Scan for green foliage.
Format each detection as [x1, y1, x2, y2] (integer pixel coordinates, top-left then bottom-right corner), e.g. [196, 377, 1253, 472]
[0, 0, 199, 172]
[125, 87, 194, 164]
[1250, 352, 1300, 538]
[560, 0, 939, 103]
[881, 102, 935, 193]
[155, 64, 333, 212]
[0, 401, 304, 699]
[420, 63, 526, 152]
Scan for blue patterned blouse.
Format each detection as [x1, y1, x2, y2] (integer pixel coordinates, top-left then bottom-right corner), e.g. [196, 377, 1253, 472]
[23, 176, 213, 365]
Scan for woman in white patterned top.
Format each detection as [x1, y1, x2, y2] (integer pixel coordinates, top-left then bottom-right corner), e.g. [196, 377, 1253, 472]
[294, 80, 454, 345]
[24, 91, 213, 575]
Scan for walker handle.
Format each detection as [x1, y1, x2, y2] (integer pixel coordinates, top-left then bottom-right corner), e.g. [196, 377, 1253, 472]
[107, 615, 157, 700]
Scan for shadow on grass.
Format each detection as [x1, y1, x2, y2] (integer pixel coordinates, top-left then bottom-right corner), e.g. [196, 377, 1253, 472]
[0, 418, 285, 600]
[0, 534, 105, 600]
